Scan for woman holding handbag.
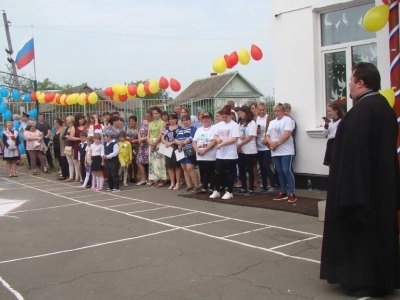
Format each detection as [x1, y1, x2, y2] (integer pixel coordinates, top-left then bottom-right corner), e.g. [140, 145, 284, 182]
[175, 114, 199, 192]
[24, 122, 48, 175]
[2, 120, 21, 177]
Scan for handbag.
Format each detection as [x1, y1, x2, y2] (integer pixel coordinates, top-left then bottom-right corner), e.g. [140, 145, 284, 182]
[33, 141, 41, 149]
[64, 146, 73, 156]
[184, 147, 196, 158]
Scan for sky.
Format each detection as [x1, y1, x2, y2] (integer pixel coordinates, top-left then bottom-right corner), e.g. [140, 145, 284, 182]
[0, 0, 273, 98]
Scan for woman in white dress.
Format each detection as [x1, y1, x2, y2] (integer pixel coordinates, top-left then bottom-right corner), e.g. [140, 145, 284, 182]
[2, 120, 21, 177]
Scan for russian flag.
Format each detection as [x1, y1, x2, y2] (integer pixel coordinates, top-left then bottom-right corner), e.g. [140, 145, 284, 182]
[15, 35, 35, 70]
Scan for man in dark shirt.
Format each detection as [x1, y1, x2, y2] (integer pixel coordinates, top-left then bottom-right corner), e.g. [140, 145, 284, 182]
[36, 113, 54, 169]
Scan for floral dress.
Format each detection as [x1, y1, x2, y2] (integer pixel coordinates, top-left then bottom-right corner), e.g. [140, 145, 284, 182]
[148, 119, 168, 181]
[136, 122, 149, 165]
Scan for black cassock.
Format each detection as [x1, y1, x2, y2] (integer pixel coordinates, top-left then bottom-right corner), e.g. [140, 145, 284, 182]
[320, 90, 400, 293]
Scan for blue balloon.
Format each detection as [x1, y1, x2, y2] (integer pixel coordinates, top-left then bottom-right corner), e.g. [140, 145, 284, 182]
[29, 108, 38, 119]
[13, 120, 20, 130]
[24, 93, 31, 103]
[0, 87, 8, 98]
[18, 144, 25, 155]
[18, 134, 24, 142]
[12, 90, 21, 101]
[4, 110, 12, 121]
[0, 103, 7, 114]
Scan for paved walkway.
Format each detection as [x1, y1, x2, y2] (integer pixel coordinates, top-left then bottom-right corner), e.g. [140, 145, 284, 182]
[0, 170, 393, 300]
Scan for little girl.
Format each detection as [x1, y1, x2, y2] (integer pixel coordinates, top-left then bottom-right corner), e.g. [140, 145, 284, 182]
[80, 136, 93, 188]
[118, 131, 132, 187]
[90, 133, 105, 191]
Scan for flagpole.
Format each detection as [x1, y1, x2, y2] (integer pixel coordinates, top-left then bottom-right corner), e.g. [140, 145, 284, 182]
[31, 25, 38, 122]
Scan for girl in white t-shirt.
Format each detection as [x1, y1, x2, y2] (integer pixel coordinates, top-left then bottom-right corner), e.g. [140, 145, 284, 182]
[89, 133, 105, 191]
[266, 103, 296, 203]
[237, 106, 257, 196]
[210, 106, 240, 200]
[193, 112, 217, 194]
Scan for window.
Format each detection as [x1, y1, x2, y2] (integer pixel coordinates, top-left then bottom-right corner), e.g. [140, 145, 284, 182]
[321, 3, 376, 113]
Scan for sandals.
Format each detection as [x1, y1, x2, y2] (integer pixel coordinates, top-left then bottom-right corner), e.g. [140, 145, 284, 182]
[155, 182, 165, 188]
[173, 183, 181, 190]
[168, 183, 176, 190]
[146, 181, 154, 186]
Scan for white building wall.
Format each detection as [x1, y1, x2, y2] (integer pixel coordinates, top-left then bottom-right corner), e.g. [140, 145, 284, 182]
[271, 0, 391, 176]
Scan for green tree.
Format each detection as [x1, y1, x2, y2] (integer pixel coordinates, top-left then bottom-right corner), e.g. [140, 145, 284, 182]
[37, 78, 62, 90]
[0, 65, 34, 92]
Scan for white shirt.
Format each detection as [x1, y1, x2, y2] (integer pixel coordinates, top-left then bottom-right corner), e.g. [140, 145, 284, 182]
[193, 125, 217, 161]
[90, 143, 104, 156]
[267, 116, 295, 157]
[239, 120, 257, 154]
[214, 120, 240, 160]
[256, 115, 269, 151]
[323, 119, 341, 140]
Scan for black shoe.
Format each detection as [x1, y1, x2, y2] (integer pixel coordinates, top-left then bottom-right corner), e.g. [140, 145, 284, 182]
[245, 191, 255, 196]
[235, 190, 247, 194]
[342, 286, 390, 298]
[57, 177, 67, 181]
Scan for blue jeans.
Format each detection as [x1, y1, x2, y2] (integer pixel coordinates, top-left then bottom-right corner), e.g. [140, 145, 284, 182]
[257, 150, 277, 189]
[273, 155, 295, 195]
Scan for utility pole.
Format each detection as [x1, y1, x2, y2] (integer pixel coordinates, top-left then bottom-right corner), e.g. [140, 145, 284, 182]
[2, 10, 20, 89]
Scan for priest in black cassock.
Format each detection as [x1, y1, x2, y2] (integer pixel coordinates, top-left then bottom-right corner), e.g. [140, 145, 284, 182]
[320, 62, 400, 298]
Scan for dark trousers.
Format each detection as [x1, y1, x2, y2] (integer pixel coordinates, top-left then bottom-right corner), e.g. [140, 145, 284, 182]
[197, 160, 215, 191]
[80, 159, 91, 185]
[257, 150, 277, 189]
[105, 158, 120, 190]
[24, 140, 38, 169]
[214, 159, 236, 193]
[59, 156, 69, 178]
[238, 153, 257, 191]
[45, 148, 54, 169]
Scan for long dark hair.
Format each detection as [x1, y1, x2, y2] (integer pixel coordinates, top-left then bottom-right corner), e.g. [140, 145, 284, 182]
[239, 105, 253, 126]
[328, 103, 345, 119]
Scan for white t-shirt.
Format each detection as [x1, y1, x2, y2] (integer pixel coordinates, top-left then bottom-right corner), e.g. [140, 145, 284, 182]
[193, 126, 217, 161]
[239, 120, 257, 154]
[214, 120, 240, 160]
[256, 115, 270, 151]
[267, 116, 295, 157]
[90, 143, 104, 156]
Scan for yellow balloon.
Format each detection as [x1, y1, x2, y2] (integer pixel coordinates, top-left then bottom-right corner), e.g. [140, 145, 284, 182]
[66, 93, 78, 105]
[38, 92, 45, 104]
[127, 93, 136, 100]
[60, 94, 67, 106]
[112, 84, 120, 95]
[149, 79, 160, 94]
[238, 48, 251, 65]
[137, 83, 146, 98]
[117, 85, 128, 95]
[36, 91, 41, 100]
[88, 92, 98, 104]
[363, 4, 389, 33]
[213, 57, 227, 74]
[113, 94, 122, 103]
[380, 88, 395, 107]
[77, 93, 86, 106]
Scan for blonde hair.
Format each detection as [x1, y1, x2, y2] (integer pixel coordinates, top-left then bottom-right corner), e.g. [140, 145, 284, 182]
[66, 115, 74, 125]
[283, 103, 292, 111]
[273, 103, 284, 110]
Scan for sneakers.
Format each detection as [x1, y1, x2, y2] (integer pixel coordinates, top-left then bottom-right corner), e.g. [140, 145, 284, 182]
[209, 191, 220, 199]
[123, 182, 128, 187]
[112, 189, 120, 192]
[221, 192, 233, 200]
[273, 193, 288, 201]
[244, 191, 255, 197]
[105, 188, 111, 191]
[258, 188, 269, 194]
[287, 194, 297, 203]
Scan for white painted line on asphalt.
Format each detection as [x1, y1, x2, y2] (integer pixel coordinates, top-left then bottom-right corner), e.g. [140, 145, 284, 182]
[269, 236, 321, 250]
[45, 187, 77, 191]
[0, 228, 179, 265]
[106, 202, 144, 208]
[185, 219, 229, 228]
[8, 198, 123, 214]
[58, 190, 92, 195]
[127, 207, 169, 214]
[1, 215, 20, 219]
[4, 177, 322, 264]
[153, 212, 197, 220]
[222, 226, 271, 238]
[0, 275, 24, 299]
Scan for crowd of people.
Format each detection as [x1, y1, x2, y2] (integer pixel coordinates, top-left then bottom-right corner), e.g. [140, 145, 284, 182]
[2, 101, 298, 200]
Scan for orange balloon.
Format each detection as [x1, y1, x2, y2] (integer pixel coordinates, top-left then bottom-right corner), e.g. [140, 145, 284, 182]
[144, 82, 151, 95]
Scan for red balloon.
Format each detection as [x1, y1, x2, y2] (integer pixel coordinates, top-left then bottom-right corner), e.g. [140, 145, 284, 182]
[224, 54, 234, 69]
[250, 44, 263, 61]
[31, 91, 37, 102]
[104, 87, 113, 97]
[45, 93, 55, 103]
[119, 94, 128, 102]
[85, 94, 90, 104]
[128, 85, 137, 96]
[159, 76, 169, 89]
[144, 82, 151, 95]
[55, 94, 61, 105]
[170, 78, 181, 92]
[229, 51, 239, 67]
[382, 0, 390, 4]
